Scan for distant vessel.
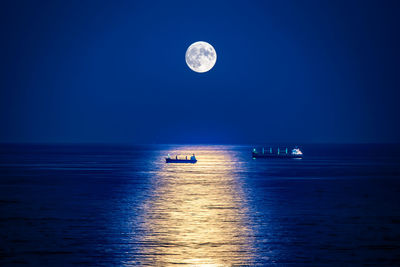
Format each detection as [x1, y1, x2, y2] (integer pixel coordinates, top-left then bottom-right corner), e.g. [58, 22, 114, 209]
[252, 147, 303, 159]
[166, 154, 197, 163]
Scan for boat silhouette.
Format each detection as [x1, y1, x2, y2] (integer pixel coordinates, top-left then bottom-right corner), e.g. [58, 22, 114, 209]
[166, 154, 197, 163]
[252, 147, 303, 159]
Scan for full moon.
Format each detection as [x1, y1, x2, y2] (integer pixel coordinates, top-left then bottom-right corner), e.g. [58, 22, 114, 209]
[185, 41, 217, 73]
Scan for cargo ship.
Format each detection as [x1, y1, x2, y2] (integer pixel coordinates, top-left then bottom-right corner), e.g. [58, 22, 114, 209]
[166, 154, 197, 163]
[252, 147, 303, 159]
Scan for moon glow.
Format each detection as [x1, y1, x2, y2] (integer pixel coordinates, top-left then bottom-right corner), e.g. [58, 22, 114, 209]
[185, 41, 217, 73]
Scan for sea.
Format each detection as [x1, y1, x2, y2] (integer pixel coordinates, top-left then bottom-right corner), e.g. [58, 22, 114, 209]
[0, 144, 399, 266]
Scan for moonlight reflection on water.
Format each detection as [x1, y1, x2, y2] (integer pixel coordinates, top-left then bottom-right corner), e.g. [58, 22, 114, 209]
[136, 146, 255, 265]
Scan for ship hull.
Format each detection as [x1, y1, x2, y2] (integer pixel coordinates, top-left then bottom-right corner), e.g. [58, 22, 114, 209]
[252, 152, 302, 159]
[166, 158, 197, 163]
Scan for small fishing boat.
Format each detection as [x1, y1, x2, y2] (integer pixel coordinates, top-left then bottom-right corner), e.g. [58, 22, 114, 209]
[166, 154, 197, 163]
[252, 147, 303, 159]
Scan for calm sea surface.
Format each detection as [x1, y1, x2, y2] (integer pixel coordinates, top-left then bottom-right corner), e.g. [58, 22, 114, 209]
[0, 144, 400, 266]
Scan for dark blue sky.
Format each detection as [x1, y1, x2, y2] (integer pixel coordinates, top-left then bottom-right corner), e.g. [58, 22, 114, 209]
[1, 0, 399, 143]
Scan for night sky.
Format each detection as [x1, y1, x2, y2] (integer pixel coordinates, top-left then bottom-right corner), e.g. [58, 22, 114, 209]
[1, 0, 399, 144]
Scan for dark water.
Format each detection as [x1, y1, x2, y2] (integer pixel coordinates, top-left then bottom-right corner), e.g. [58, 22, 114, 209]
[0, 144, 400, 266]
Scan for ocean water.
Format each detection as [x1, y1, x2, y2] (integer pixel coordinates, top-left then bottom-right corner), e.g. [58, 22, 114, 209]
[0, 144, 400, 266]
